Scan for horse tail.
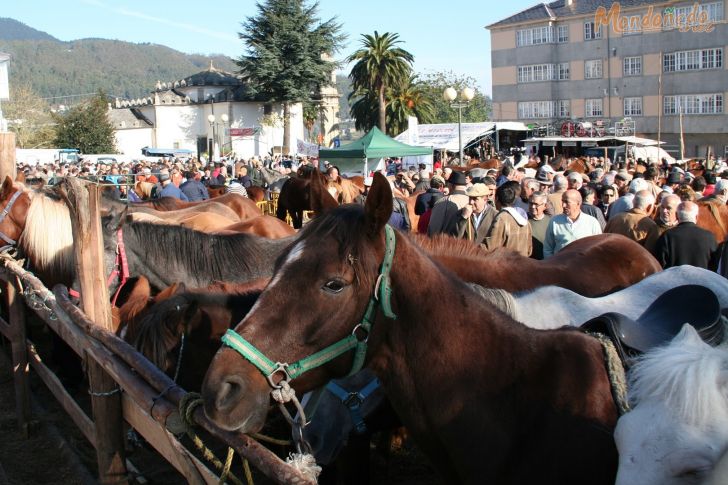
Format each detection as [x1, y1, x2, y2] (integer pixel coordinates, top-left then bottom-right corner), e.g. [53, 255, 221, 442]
[276, 181, 289, 222]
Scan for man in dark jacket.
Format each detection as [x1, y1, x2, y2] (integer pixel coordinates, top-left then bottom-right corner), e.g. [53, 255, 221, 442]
[414, 176, 446, 215]
[653, 201, 717, 269]
[180, 171, 210, 201]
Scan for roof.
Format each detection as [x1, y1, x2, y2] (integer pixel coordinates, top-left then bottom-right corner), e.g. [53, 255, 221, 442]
[319, 127, 433, 160]
[487, 0, 663, 29]
[522, 135, 664, 145]
[108, 108, 153, 129]
[179, 62, 241, 88]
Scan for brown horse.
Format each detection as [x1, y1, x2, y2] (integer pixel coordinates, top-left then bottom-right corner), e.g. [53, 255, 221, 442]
[276, 167, 337, 228]
[126, 211, 239, 233]
[135, 192, 262, 221]
[201, 172, 619, 484]
[207, 185, 227, 198]
[246, 186, 266, 203]
[566, 157, 592, 174]
[217, 216, 297, 239]
[697, 200, 728, 243]
[412, 232, 662, 296]
[0, 177, 30, 251]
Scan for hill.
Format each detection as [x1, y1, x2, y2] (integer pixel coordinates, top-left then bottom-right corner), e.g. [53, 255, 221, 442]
[0, 18, 58, 42]
[0, 18, 238, 102]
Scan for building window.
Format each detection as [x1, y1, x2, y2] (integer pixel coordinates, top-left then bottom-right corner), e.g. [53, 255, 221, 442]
[518, 101, 556, 119]
[664, 94, 723, 115]
[197, 88, 204, 102]
[516, 25, 554, 46]
[668, 1, 724, 29]
[623, 56, 642, 76]
[624, 97, 643, 116]
[557, 62, 570, 80]
[517, 63, 556, 83]
[557, 25, 569, 43]
[585, 59, 603, 79]
[585, 98, 603, 117]
[584, 21, 602, 40]
[664, 48, 723, 71]
[557, 100, 570, 117]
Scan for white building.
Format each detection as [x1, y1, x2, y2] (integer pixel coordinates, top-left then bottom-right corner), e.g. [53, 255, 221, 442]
[109, 62, 333, 160]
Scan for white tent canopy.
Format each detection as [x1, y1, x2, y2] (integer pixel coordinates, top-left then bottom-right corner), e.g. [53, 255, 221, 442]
[395, 122, 530, 151]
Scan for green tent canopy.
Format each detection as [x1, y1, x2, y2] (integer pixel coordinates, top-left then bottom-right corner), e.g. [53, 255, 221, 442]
[319, 126, 432, 173]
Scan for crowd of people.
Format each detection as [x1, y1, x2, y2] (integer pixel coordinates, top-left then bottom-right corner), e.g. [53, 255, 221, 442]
[396, 155, 726, 272]
[18, 151, 728, 273]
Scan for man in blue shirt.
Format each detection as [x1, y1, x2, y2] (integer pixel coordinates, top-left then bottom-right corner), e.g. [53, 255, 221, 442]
[157, 170, 189, 201]
[180, 171, 209, 201]
[543, 189, 602, 258]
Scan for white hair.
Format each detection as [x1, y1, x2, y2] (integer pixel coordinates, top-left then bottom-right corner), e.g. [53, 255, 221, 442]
[628, 325, 728, 428]
[677, 202, 699, 223]
[633, 190, 655, 210]
[715, 178, 728, 194]
[553, 174, 567, 191]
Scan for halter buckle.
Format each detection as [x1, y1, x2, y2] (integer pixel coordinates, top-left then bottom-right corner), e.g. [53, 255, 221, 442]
[343, 392, 363, 409]
[351, 324, 369, 343]
[265, 362, 291, 389]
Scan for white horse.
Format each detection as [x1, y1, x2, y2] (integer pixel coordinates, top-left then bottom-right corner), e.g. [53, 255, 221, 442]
[614, 324, 728, 485]
[476, 265, 728, 329]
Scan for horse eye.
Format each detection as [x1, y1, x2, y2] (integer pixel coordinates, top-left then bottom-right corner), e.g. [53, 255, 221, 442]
[322, 280, 345, 293]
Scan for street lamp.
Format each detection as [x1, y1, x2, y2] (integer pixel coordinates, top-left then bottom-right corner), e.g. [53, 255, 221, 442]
[443, 86, 474, 166]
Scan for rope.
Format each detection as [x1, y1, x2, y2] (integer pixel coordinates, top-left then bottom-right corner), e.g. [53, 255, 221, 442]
[592, 333, 630, 416]
[178, 393, 245, 485]
[250, 433, 292, 447]
[219, 447, 235, 485]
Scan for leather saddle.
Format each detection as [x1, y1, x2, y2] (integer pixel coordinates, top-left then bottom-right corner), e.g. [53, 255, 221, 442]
[580, 284, 724, 367]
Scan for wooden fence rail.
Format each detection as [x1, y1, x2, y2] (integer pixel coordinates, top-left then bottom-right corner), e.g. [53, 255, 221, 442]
[0, 254, 316, 485]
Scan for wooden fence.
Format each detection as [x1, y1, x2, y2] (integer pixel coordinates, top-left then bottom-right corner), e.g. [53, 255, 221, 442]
[0, 177, 316, 485]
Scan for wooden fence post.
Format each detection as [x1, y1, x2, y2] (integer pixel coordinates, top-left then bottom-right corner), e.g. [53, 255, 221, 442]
[6, 281, 29, 437]
[0, 132, 15, 182]
[60, 177, 127, 484]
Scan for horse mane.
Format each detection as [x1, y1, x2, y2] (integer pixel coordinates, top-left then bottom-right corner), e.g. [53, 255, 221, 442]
[628, 325, 728, 428]
[408, 233, 491, 258]
[468, 284, 516, 317]
[123, 221, 276, 282]
[150, 197, 183, 211]
[19, 189, 75, 284]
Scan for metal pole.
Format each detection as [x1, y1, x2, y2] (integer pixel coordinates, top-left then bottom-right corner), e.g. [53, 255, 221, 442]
[458, 105, 463, 166]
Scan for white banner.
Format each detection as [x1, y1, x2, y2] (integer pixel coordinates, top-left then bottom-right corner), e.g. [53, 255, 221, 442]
[0, 54, 9, 101]
[395, 122, 529, 151]
[296, 138, 319, 157]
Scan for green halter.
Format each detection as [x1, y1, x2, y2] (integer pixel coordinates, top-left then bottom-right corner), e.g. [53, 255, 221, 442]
[221, 224, 398, 388]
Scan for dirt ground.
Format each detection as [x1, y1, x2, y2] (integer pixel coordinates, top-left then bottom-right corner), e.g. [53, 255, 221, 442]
[0, 335, 442, 485]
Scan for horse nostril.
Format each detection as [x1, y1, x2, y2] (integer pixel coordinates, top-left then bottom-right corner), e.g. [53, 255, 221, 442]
[216, 374, 247, 412]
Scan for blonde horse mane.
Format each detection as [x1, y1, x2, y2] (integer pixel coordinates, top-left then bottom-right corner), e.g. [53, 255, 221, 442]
[18, 190, 75, 284]
[135, 181, 156, 199]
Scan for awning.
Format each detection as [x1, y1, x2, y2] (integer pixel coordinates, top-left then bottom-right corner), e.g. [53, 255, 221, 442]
[395, 122, 530, 151]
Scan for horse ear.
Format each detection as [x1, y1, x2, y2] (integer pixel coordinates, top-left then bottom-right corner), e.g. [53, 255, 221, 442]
[0, 176, 13, 198]
[309, 170, 338, 214]
[364, 172, 393, 237]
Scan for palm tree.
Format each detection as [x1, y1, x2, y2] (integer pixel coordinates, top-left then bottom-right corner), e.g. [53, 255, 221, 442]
[387, 75, 436, 135]
[348, 31, 414, 134]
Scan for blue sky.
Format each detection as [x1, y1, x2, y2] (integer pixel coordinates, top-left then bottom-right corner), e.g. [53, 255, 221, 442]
[2, 0, 541, 96]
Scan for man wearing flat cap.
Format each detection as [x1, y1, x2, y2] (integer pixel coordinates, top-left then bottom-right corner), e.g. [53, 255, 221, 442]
[428, 170, 469, 236]
[455, 183, 496, 243]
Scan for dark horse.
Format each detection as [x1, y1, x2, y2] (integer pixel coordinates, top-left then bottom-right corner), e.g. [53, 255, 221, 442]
[202, 173, 619, 484]
[276, 166, 337, 228]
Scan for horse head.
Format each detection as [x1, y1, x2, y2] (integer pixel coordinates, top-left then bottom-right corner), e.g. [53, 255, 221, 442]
[615, 324, 728, 485]
[202, 172, 394, 432]
[0, 176, 31, 252]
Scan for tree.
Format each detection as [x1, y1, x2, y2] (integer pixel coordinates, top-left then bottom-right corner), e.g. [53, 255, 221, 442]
[3, 86, 57, 149]
[348, 31, 414, 133]
[237, 0, 345, 155]
[418, 71, 491, 123]
[349, 75, 435, 136]
[53, 90, 117, 153]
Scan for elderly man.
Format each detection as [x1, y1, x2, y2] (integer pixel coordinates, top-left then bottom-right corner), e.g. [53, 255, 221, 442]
[455, 183, 496, 244]
[483, 181, 532, 256]
[604, 190, 660, 252]
[700, 178, 728, 205]
[654, 193, 680, 236]
[547, 174, 568, 215]
[609, 177, 649, 219]
[528, 191, 551, 260]
[514, 177, 539, 213]
[428, 171, 469, 236]
[653, 201, 717, 269]
[566, 172, 584, 191]
[543, 189, 602, 258]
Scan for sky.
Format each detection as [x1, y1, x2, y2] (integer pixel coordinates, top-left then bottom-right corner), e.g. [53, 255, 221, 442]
[2, 0, 541, 96]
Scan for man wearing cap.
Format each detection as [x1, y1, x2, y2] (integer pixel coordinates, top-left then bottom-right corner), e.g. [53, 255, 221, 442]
[454, 183, 496, 243]
[428, 171, 469, 236]
[543, 189, 602, 258]
[654, 201, 717, 269]
[157, 170, 189, 201]
[614, 170, 633, 196]
[180, 170, 210, 201]
[483, 181, 532, 256]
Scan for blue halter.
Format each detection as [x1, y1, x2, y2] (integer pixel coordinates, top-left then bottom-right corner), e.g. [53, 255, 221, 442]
[325, 377, 381, 434]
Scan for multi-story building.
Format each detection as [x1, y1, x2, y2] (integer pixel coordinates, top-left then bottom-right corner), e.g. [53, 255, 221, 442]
[487, 0, 728, 158]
